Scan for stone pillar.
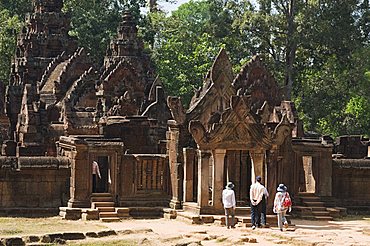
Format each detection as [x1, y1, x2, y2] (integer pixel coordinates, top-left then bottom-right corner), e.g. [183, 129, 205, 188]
[167, 120, 183, 209]
[68, 145, 90, 208]
[212, 149, 226, 210]
[266, 148, 278, 213]
[197, 150, 211, 208]
[183, 147, 196, 202]
[250, 149, 265, 183]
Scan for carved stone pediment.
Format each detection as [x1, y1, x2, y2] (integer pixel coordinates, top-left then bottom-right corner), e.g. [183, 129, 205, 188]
[189, 95, 292, 150]
[233, 56, 282, 113]
[186, 48, 235, 128]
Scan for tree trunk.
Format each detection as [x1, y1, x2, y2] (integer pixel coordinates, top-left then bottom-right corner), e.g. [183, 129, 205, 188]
[284, 0, 297, 101]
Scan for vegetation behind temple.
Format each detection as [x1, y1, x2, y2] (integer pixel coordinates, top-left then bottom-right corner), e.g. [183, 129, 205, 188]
[0, 0, 369, 137]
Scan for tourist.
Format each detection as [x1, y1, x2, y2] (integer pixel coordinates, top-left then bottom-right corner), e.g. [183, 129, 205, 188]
[250, 176, 267, 229]
[222, 182, 236, 229]
[92, 161, 101, 193]
[273, 184, 292, 231]
[261, 183, 269, 227]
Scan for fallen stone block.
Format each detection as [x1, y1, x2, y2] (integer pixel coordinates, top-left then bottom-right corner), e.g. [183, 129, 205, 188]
[85, 232, 99, 238]
[249, 238, 258, 243]
[62, 232, 86, 240]
[22, 235, 39, 243]
[97, 230, 117, 237]
[1, 237, 25, 246]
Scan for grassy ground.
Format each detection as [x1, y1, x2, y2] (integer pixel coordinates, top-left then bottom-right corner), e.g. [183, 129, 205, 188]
[0, 217, 107, 237]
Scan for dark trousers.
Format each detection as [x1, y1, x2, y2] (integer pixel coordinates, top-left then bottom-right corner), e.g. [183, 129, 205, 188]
[92, 174, 97, 193]
[261, 196, 267, 225]
[251, 200, 263, 227]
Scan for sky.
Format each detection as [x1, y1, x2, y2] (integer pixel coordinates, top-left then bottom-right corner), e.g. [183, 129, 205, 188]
[160, 0, 190, 13]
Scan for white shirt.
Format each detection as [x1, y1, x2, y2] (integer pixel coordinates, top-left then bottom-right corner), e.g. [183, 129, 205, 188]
[250, 182, 266, 206]
[222, 188, 236, 209]
[92, 161, 101, 178]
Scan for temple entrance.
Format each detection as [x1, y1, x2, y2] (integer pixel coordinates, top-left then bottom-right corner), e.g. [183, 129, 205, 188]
[302, 155, 316, 193]
[224, 150, 252, 206]
[96, 156, 111, 193]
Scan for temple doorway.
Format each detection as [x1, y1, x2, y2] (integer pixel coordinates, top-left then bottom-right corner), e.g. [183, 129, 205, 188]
[224, 150, 252, 206]
[96, 156, 111, 193]
[302, 155, 316, 193]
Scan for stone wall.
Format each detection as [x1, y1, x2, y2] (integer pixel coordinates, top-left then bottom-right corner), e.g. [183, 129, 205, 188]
[0, 157, 70, 209]
[292, 138, 333, 197]
[332, 159, 370, 208]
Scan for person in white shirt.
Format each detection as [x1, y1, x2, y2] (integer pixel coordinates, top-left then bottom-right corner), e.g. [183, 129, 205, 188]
[222, 182, 236, 229]
[249, 176, 267, 229]
[92, 161, 101, 193]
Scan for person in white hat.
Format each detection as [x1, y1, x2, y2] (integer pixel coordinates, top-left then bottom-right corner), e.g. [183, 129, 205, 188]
[222, 182, 236, 229]
[273, 184, 292, 231]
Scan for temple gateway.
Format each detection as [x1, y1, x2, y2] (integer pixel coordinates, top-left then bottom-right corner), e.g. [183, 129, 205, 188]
[0, 0, 369, 221]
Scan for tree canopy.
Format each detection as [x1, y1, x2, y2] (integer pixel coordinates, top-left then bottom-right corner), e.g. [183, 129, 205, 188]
[0, 0, 369, 137]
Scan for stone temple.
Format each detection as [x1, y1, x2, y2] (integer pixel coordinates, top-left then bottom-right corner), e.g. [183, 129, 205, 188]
[0, 0, 369, 222]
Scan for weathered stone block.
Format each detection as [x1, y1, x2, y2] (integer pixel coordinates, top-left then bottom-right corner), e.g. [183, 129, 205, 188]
[22, 235, 39, 243]
[81, 209, 99, 220]
[1, 237, 25, 246]
[61, 232, 85, 240]
[85, 232, 99, 238]
[97, 230, 117, 237]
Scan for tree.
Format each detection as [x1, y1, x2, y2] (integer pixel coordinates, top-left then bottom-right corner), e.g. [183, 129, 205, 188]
[152, 0, 253, 105]
[0, 9, 22, 83]
[63, 0, 122, 64]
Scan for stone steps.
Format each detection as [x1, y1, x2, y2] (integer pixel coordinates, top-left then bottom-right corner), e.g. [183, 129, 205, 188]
[91, 193, 122, 222]
[98, 207, 115, 213]
[235, 207, 251, 216]
[91, 202, 115, 208]
[293, 193, 334, 220]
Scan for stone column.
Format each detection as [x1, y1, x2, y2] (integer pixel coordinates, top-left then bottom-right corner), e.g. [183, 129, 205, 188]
[212, 149, 226, 210]
[197, 150, 211, 208]
[266, 148, 278, 213]
[250, 149, 265, 183]
[183, 148, 196, 202]
[167, 120, 183, 209]
[68, 144, 90, 208]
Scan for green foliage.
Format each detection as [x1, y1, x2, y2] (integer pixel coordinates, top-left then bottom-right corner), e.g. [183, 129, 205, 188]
[63, 0, 122, 64]
[0, 9, 22, 84]
[0, 0, 32, 18]
[152, 0, 253, 105]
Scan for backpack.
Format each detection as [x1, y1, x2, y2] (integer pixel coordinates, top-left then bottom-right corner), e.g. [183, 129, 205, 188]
[282, 194, 292, 207]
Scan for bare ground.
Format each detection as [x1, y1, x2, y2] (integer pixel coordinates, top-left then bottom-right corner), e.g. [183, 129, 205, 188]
[71, 216, 370, 245]
[1, 216, 370, 245]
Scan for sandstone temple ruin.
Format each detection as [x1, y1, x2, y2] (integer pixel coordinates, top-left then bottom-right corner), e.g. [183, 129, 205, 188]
[0, 0, 369, 222]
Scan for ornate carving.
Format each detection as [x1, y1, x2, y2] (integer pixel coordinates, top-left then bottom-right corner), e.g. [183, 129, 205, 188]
[167, 96, 186, 125]
[233, 56, 281, 113]
[186, 48, 235, 128]
[188, 95, 292, 150]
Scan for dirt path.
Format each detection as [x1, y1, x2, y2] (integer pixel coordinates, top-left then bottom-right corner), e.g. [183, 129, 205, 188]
[74, 216, 370, 246]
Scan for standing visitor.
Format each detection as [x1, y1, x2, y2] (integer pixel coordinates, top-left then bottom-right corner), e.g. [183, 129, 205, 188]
[261, 183, 269, 227]
[249, 176, 266, 229]
[92, 161, 101, 193]
[273, 183, 292, 231]
[222, 182, 236, 229]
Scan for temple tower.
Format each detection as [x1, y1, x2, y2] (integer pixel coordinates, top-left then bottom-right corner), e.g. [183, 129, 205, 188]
[97, 11, 156, 118]
[5, 0, 77, 155]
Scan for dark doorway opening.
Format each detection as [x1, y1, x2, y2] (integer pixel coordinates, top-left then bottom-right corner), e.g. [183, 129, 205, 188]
[96, 156, 110, 193]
